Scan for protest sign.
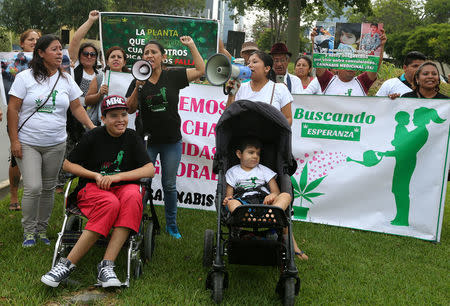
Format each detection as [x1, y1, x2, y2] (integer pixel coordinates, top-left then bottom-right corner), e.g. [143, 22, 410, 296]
[312, 22, 384, 72]
[290, 95, 449, 242]
[99, 12, 219, 68]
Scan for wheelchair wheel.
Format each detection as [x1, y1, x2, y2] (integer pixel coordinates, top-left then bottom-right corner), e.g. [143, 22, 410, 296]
[65, 215, 82, 231]
[133, 258, 144, 279]
[282, 277, 296, 306]
[211, 271, 224, 304]
[203, 229, 214, 268]
[144, 220, 155, 262]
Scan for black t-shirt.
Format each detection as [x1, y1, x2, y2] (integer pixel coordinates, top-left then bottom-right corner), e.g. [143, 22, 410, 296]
[68, 126, 151, 188]
[126, 68, 189, 144]
[401, 91, 449, 99]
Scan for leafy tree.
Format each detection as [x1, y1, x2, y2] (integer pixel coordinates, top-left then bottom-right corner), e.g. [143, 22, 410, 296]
[110, 0, 205, 16]
[423, 0, 450, 24]
[404, 23, 450, 66]
[0, 27, 11, 51]
[228, 0, 371, 59]
[0, 0, 109, 34]
[0, 0, 62, 34]
[346, 0, 421, 35]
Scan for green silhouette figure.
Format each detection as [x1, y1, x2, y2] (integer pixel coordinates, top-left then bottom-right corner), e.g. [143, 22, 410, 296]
[378, 108, 445, 226]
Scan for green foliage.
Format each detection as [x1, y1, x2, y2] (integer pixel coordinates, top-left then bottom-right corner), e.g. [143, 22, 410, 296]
[423, 0, 450, 24]
[404, 23, 450, 64]
[228, 0, 370, 48]
[0, 27, 11, 51]
[0, 0, 109, 34]
[384, 32, 413, 66]
[110, 0, 205, 16]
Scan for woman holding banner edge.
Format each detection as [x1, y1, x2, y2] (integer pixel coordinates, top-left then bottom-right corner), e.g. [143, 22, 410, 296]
[126, 36, 205, 239]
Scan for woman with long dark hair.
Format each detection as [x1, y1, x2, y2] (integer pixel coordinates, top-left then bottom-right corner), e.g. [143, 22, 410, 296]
[126, 36, 205, 239]
[401, 62, 448, 99]
[7, 34, 95, 247]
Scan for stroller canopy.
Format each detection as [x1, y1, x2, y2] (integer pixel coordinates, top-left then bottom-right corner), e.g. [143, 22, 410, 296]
[214, 100, 296, 175]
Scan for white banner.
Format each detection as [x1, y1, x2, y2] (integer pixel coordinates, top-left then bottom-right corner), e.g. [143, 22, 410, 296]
[290, 95, 449, 242]
[108, 79, 450, 242]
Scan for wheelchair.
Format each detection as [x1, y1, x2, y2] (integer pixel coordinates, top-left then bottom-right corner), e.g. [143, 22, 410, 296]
[50, 175, 160, 287]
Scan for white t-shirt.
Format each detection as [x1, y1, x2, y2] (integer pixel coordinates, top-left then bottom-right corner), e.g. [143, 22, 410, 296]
[226, 164, 276, 197]
[9, 69, 82, 146]
[301, 77, 322, 95]
[376, 77, 412, 96]
[323, 75, 366, 96]
[284, 73, 303, 94]
[235, 80, 293, 111]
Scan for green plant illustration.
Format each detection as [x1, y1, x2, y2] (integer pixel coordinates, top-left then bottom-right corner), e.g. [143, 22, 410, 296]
[291, 164, 326, 219]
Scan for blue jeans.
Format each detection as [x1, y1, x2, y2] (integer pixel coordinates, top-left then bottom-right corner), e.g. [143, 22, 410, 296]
[147, 141, 182, 227]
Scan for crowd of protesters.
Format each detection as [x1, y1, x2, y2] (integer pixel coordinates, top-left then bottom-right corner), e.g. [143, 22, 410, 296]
[0, 10, 449, 287]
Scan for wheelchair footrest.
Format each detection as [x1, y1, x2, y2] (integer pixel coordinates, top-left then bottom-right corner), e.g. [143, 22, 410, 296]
[229, 205, 288, 228]
[227, 238, 283, 266]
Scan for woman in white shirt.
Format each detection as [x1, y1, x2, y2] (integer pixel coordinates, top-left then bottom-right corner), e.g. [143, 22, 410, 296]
[8, 35, 95, 247]
[226, 51, 293, 125]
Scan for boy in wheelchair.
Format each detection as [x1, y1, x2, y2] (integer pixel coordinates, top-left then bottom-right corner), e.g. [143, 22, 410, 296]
[222, 138, 308, 259]
[41, 95, 155, 288]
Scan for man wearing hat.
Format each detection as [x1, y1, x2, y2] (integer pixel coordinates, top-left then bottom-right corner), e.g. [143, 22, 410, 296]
[41, 95, 154, 288]
[240, 41, 259, 65]
[270, 42, 303, 94]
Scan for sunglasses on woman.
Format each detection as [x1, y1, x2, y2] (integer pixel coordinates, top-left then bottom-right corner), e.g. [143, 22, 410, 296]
[82, 51, 97, 58]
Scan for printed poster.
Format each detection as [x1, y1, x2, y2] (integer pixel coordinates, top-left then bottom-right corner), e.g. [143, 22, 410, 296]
[99, 12, 219, 68]
[312, 22, 384, 72]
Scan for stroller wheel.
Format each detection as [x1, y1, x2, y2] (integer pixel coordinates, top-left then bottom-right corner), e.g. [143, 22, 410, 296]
[144, 220, 155, 263]
[211, 271, 224, 303]
[203, 229, 214, 268]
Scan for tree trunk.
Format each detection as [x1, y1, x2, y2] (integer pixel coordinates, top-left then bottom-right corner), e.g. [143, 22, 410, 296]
[287, 0, 301, 62]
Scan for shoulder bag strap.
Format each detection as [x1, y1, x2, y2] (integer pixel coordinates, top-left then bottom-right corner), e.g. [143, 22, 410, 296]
[17, 71, 61, 132]
[270, 82, 276, 105]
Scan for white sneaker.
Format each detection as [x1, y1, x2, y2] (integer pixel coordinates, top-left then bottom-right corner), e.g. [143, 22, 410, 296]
[41, 257, 75, 287]
[97, 260, 122, 287]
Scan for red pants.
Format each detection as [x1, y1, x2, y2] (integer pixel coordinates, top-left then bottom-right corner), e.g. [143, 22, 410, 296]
[77, 183, 142, 237]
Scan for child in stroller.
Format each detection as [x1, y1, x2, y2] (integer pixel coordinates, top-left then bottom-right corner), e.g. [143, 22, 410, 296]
[41, 95, 154, 288]
[223, 137, 291, 214]
[204, 100, 301, 304]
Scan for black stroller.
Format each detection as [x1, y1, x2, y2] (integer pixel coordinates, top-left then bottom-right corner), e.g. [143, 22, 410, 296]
[203, 100, 300, 305]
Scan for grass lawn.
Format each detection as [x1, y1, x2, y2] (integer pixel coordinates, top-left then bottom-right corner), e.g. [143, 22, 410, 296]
[0, 187, 449, 305]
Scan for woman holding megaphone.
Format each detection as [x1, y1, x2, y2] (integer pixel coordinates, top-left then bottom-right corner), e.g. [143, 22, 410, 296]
[125, 36, 205, 239]
[226, 51, 293, 125]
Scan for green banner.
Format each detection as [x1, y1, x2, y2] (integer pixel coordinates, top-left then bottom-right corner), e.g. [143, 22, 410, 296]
[313, 53, 379, 72]
[100, 12, 218, 68]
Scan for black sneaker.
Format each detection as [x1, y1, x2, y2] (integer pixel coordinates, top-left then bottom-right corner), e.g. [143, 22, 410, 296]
[97, 260, 121, 287]
[41, 257, 75, 287]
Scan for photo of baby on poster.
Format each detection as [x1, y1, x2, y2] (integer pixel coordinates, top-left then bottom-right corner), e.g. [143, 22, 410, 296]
[313, 22, 384, 72]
